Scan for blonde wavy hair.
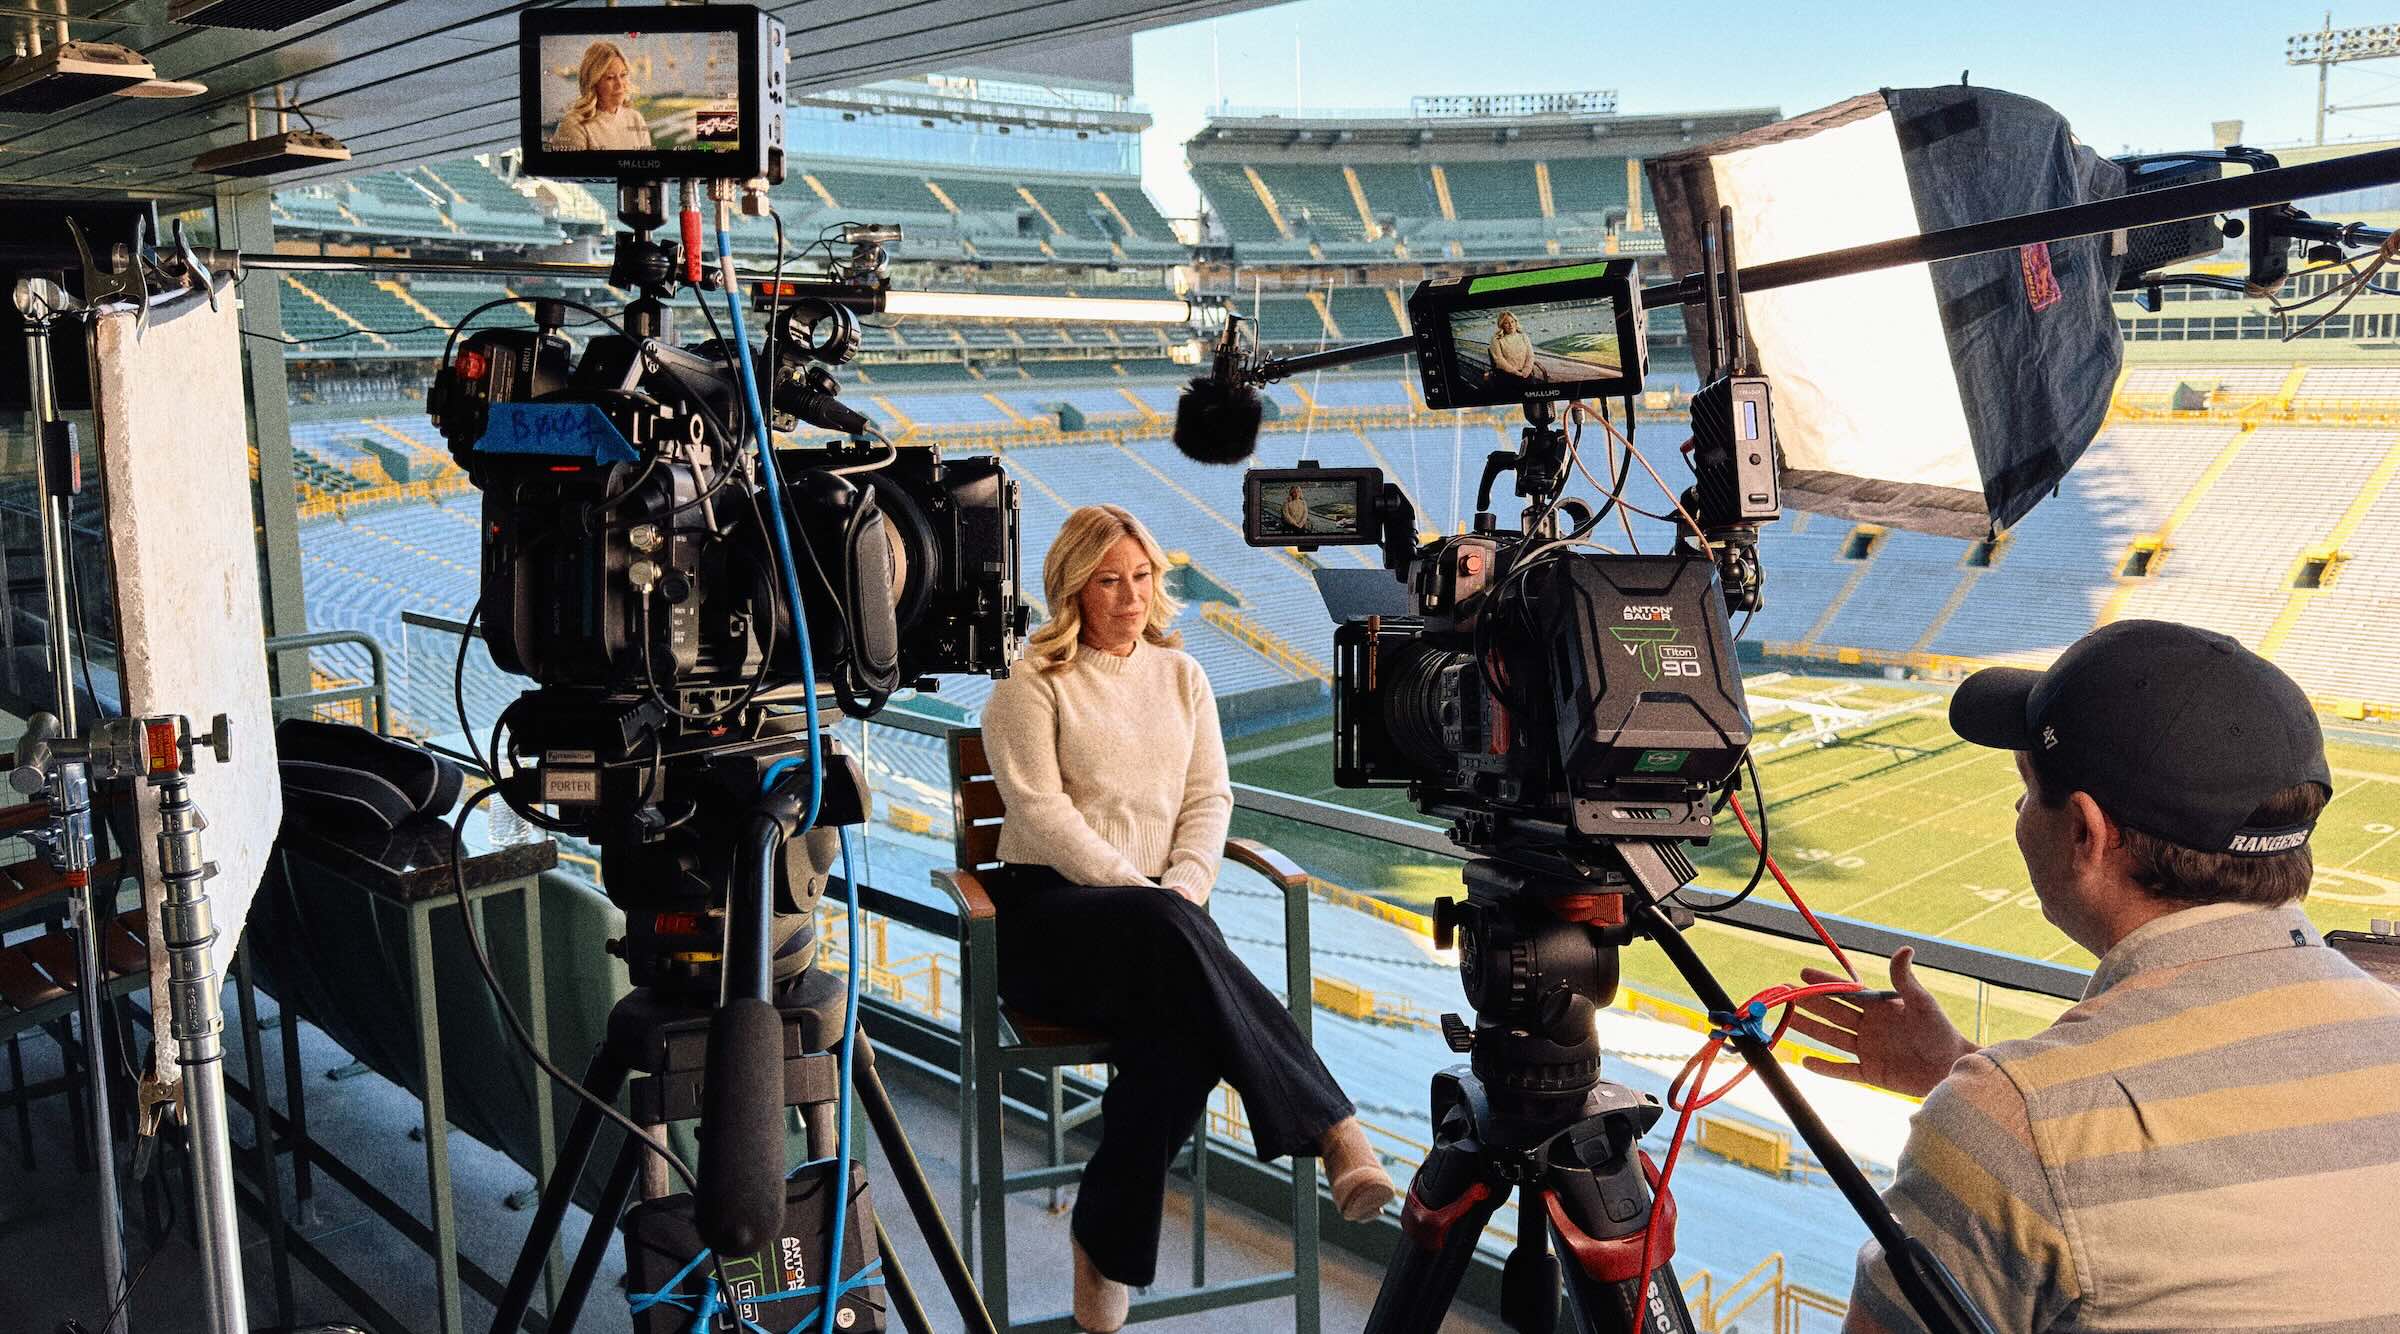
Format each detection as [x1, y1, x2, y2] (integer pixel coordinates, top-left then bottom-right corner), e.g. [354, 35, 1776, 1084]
[561, 41, 632, 131]
[1026, 505, 1181, 673]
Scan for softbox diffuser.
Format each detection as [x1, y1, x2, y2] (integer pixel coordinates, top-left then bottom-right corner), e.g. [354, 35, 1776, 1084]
[1647, 87, 2126, 537]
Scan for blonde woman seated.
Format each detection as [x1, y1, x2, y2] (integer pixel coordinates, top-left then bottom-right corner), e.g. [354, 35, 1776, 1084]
[547, 40, 652, 152]
[981, 504, 1395, 1332]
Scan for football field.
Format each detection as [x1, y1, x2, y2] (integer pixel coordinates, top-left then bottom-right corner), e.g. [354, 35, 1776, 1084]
[1227, 674, 2400, 1045]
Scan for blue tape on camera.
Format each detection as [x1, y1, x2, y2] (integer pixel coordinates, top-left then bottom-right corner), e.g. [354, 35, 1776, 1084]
[476, 402, 640, 465]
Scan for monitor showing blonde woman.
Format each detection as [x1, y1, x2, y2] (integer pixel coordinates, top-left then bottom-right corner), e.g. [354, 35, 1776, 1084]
[545, 40, 653, 152]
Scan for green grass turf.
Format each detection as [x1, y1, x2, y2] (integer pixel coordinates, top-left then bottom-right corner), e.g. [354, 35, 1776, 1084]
[1227, 676, 2400, 1046]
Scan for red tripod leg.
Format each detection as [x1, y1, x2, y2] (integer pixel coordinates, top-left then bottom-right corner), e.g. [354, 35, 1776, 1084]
[1363, 1137, 1511, 1334]
[1543, 1152, 1698, 1334]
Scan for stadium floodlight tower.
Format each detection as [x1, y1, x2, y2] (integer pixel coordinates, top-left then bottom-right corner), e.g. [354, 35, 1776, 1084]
[2288, 16, 2400, 143]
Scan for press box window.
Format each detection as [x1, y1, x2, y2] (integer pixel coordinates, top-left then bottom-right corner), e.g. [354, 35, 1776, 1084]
[1964, 535, 2007, 569]
[2120, 538, 2163, 578]
[1840, 526, 1884, 561]
[2294, 551, 2342, 589]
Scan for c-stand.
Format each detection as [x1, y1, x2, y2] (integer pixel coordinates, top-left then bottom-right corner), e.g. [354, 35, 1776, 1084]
[1365, 841, 1990, 1334]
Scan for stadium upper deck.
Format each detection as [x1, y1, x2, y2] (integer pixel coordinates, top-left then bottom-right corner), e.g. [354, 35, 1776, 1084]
[1185, 97, 1774, 265]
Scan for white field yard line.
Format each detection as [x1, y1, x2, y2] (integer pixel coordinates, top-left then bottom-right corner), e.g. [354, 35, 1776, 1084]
[1228, 733, 1341, 765]
[2331, 776, 2400, 867]
[1830, 827, 2024, 921]
[1761, 749, 1996, 837]
[1818, 777, 2021, 867]
[2345, 826, 2400, 868]
[1919, 874, 2051, 942]
[1752, 722, 1960, 794]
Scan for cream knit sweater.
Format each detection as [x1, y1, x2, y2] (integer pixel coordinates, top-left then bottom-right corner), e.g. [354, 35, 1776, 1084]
[980, 637, 1231, 898]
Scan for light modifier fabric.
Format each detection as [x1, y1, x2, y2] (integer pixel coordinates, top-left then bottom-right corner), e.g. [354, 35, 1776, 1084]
[1648, 87, 2125, 538]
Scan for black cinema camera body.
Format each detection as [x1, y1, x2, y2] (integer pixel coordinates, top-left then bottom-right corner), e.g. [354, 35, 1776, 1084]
[426, 295, 1024, 983]
[423, 183, 1024, 997]
[1337, 550, 1750, 850]
[429, 312, 1024, 715]
[1241, 260, 1768, 867]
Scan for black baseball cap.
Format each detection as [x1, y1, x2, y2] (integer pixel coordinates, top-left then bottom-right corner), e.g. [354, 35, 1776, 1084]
[1949, 620, 2333, 856]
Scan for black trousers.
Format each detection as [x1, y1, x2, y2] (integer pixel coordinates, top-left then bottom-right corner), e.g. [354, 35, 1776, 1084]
[990, 863, 1355, 1287]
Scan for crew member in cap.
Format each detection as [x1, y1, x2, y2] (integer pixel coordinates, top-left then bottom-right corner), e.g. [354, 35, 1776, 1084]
[1788, 620, 2400, 1332]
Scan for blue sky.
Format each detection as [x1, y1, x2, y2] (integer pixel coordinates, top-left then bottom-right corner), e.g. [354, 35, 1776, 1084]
[1129, 1, 2400, 216]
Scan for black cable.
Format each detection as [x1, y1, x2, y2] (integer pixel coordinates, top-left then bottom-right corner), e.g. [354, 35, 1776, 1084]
[84, 1228, 165, 1334]
[449, 785, 701, 1193]
[245, 305, 621, 347]
[243, 323, 445, 346]
[66, 538, 112, 720]
[452, 599, 493, 777]
[1685, 751, 1772, 914]
[439, 296, 634, 378]
[687, 284, 751, 450]
[763, 205, 790, 415]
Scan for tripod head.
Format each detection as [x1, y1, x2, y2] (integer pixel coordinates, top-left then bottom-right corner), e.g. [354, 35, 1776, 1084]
[491, 689, 866, 1001]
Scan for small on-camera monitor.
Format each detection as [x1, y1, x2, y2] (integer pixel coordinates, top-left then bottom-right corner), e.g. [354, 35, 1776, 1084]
[1244, 466, 1380, 546]
[1408, 259, 1645, 411]
[518, 5, 786, 183]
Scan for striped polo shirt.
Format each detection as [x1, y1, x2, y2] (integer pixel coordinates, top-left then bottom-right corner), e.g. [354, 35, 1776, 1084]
[1849, 901, 2400, 1333]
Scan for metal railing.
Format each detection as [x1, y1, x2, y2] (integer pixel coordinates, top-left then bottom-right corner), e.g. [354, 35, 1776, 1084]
[264, 629, 391, 735]
[363, 618, 2103, 1320]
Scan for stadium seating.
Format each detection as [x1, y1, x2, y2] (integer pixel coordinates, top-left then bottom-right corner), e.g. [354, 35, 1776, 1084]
[1327, 288, 1406, 340]
[2106, 426, 2393, 646]
[1439, 161, 1543, 222]
[1193, 153, 1654, 266]
[2277, 482, 2400, 701]
[1254, 165, 1370, 241]
[292, 377, 2400, 738]
[1352, 164, 1434, 223]
[414, 159, 565, 246]
[1545, 157, 1632, 215]
[346, 174, 455, 236]
[1927, 425, 2236, 662]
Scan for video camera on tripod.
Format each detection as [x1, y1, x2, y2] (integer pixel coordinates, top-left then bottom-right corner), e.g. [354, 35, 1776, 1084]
[423, 8, 1021, 1332]
[1218, 244, 1817, 1334]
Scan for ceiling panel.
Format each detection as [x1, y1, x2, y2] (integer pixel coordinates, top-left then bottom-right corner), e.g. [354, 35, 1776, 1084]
[0, 0, 1272, 202]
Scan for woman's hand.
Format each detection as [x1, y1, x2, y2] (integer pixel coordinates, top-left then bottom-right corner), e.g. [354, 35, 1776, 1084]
[1162, 879, 1209, 909]
[1789, 947, 1980, 1099]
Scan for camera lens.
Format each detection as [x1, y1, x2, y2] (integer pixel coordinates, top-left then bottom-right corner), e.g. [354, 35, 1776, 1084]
[1383, 642, 1466, 775]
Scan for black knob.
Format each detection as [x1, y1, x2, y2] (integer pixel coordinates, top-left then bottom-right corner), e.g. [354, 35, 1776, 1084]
[1440, 1013, 1474, 1053]
[1432, 896, 1457, 950]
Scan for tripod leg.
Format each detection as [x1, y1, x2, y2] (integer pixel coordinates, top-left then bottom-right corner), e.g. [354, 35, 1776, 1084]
[1557, 1250, 1695, 1334]
[548, 1135, 645, 1334]
[875, 1216, 935, 1334]
[486, 1048, 630, 1334]
[1502, 1182, 1560, 1334]
[1544, 1156, 1697, 1334]
[853, 1038, 999, 1334]
[1364, 1136, 1510, 1334]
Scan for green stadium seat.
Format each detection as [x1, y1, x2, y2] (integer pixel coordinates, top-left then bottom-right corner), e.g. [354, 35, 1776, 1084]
[1253, 165, 1369, 241]
[1545, 157, 1631, 216]
[1351, 164, 1435, 224]
[1192, 163, 1285, 246]
[929, 175, 1032, 216]
[1441, 161, 1543, 222]
[806, 168, 950, 218]
[1327, 288, 1403, 340]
